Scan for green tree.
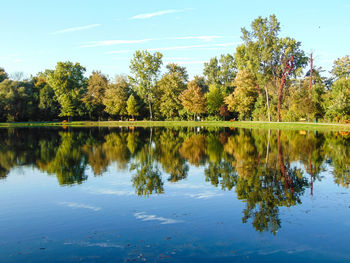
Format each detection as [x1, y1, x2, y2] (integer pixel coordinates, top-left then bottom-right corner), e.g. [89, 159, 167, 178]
[84, 71, 108, 120]
[325, 78, 350, 121]
[331, 55, 350, 80]
[179, 80, 207, 120]
[33, 71, 59, 120]
[129, 50, 163, 120]
[0, 79, 37, 121]
[203, 54, 236, 94]
[103, 75, 130, 118]
[127, 94, 139, 119]
[157, 64, 187, 119]
[236, 14, 307, 121]
[166, 63, 188, 82]
[47, 62, 87, 121]
[206, 83, 224, 116]
[225, 69, 258, 120]
[0, 68, 8, 82]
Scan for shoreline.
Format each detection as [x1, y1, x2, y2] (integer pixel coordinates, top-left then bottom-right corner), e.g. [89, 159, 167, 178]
[0, 121, 350, 131]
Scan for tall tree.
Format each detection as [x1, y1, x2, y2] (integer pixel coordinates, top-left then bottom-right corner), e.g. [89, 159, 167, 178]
[157, 64, 187, 119]
[84, 71, 108, 120]
[225, 69, 258, 120]
[34, 70, 59, 120]
[236, 14, 307, 121]
[166, 63, 188, 82]
[331, 55, 350, 80]
[325, 78, 350, 121]
[47, 62, 87, 121]
[129, 50, 163, 120]
[103, 75, 130, 118]
[179, 80, 207, 120]
[203, 54, 236, 94]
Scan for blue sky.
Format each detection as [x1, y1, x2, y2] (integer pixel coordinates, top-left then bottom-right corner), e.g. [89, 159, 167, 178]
[0, 0, 349, 79]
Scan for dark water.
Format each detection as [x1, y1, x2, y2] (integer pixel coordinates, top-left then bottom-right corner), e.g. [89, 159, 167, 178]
[0, 127, 349, 262]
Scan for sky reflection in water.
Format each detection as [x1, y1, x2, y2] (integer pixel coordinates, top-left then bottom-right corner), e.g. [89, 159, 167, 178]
[0, 127, 349, 262]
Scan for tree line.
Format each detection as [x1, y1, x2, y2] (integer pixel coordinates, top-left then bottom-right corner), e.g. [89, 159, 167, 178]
[1, 14, 349, 123]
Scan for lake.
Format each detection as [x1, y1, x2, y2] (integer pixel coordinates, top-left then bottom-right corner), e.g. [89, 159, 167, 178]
[0, 127, 349, 262]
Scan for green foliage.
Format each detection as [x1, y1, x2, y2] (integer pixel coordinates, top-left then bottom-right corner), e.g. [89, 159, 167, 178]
[127, 94, 139, 119]
[331, 55, 350, 81]
[33, 71, 59, 120]
[129, 50, 163, 119]
[0, 67, 9, 82]
[225, 69, 258, 120]
[236, 14, 308, 121]
[179, 80, 207, 119]
[206, 84, 224, 116]
[47, 61, 87, 119]
[84, 71, 108, 120]
[103, 76, 130, 117]
[0, 79, 37, 121]
[325, 78, 350, 121]
[203, 54, 236, 93]
[0, 16, 348, 123]
[157, 65, 187, 119]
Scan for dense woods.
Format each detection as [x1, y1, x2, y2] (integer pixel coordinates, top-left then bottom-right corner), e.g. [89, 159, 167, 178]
[1, 15, 349, 123]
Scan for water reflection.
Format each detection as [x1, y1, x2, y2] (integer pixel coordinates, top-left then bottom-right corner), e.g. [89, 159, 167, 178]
[0, 127, 349, 234]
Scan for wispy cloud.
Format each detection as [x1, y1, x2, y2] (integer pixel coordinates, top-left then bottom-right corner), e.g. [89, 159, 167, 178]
[186, 191, 224, 199]
[134, 212, 183, 224]
[169, 36, 223, 42]
[106, 42, 236, 54]
[51, 24, 101, 35]
[80, 38, 154, 48]
[131, 8, 192, 19]
[58, 201, 101, 211]
[89, 188, 134, 196]
[80, 35, 224, 48]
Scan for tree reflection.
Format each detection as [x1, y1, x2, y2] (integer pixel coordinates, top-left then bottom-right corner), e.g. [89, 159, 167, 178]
[0, 126, 349, 233]
[130, 129, 164, 196]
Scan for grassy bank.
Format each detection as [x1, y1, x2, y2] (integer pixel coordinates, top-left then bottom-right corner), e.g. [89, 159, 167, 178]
[0, 120, 350, 131]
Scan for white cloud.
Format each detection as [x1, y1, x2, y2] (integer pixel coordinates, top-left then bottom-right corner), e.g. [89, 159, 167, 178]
[51, 24, 101, 35]
[169, 36, 223, 42]
[106, 42, 236, 54]
[83, 187, 133, 196]
[58, 201, 101, 211]
[80, 39, 154, 48]
[81, 36, 225, 48]
[134, 212, 183, 224]
[131, 8, 193, 19]
[186, 191, 224, 199]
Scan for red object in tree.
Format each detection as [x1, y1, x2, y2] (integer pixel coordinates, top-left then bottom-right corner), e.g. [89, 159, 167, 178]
[277, 56, 294, 122]
[309, 53, 313, 95]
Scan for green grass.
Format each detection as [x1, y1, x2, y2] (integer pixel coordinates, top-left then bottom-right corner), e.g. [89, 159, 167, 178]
[0, 120, 350, 131]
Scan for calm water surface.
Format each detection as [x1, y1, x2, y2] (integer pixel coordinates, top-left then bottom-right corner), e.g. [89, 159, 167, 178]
[0, 127, 349, 262]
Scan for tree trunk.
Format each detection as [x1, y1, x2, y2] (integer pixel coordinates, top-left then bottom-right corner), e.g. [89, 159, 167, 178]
[265, 85, 271, 122]
[148, 101, 153, 120]
[265, 129, 271, 166]
[277, 77, 285, 122]
[309, 157, 313, 196]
